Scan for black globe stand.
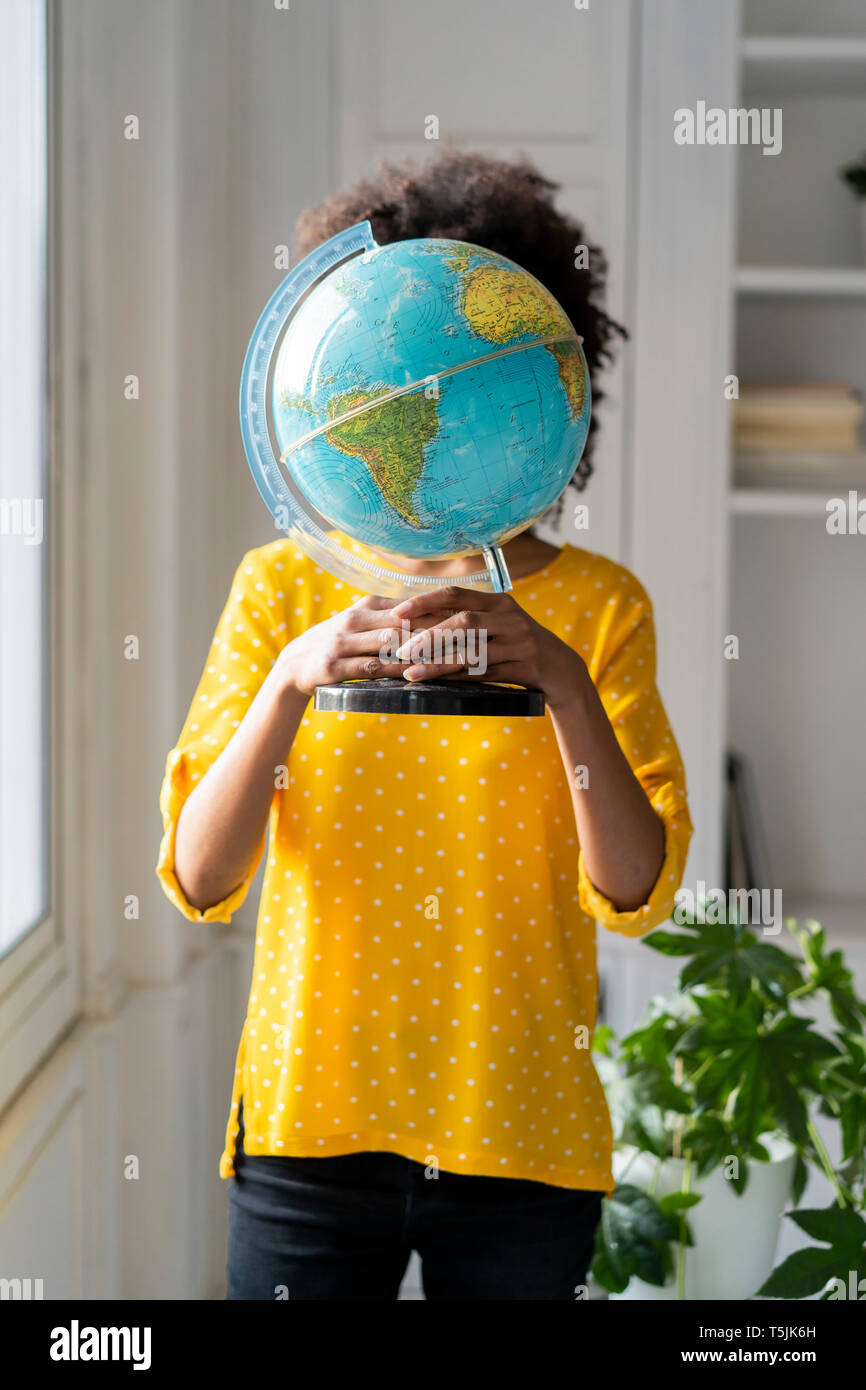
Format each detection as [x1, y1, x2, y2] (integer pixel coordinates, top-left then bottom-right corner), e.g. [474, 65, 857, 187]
[313, 678, 545, 717]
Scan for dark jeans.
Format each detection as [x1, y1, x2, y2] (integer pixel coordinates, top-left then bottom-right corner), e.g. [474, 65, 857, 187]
[227, 1102, 603, 1301]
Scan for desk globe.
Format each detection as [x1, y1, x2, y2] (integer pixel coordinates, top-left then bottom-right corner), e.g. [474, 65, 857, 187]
[239, 222, 591, 715]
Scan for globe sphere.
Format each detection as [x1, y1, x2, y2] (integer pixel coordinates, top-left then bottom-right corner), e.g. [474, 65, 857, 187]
[271, 237, 590, 561]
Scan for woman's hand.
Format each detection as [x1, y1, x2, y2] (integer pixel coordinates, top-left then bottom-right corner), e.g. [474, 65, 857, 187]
[391, 585, 587, 710]
[276, 595, 411, 697]
[389, 586, 666, 913]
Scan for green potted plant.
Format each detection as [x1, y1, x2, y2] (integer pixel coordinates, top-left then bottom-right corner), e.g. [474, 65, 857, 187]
[840, 152, 866, 261]
[590, 911, 866, 1300]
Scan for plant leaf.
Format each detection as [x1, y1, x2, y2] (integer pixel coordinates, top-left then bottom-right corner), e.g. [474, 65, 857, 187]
[642, 929, 701, 957]
[790, 1151, 810, 1207]
[658, 1191, 702, 1215]
[591, 1184, 678, 1292]
[788, 1204, 866, 1251]
[592, 1023, 617, 1057]
[758, 1245, 852, 1300]
[589, 1245, 629, 1295]
[645, 920, 804, 1003]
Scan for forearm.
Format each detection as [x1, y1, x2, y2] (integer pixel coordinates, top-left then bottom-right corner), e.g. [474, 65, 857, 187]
[549, 663, 665, 913]
[174, 655, 309, 911]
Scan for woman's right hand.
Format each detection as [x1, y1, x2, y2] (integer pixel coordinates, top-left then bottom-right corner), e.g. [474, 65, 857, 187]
[276, 595, 410, 697]
[174, 595, 409, 911]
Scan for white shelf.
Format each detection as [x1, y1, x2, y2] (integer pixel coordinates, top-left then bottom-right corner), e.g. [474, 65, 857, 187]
[730, 488, 831, 517]
[741, 36, 866, 97]
[783, 894, 865, 943]
[735, 265, 866, 296]
[731, 451, 866, 514]
[728, 23, 866, 938]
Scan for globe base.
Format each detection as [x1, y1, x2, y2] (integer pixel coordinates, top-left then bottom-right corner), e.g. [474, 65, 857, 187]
[313, 678, 545, 718]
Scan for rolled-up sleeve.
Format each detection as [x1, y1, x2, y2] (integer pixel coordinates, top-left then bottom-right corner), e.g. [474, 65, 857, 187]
[155, 546, 286, 923]
[577, 582, 693, 938]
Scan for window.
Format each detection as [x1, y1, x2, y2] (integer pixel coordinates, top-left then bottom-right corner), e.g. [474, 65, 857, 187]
[0, 0, 80, 1111]
[0, 0, 49, 958]
[0, 0, 50, 958]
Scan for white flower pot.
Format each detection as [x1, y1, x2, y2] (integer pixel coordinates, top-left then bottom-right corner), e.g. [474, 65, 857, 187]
[609, 1134, 796, 1300]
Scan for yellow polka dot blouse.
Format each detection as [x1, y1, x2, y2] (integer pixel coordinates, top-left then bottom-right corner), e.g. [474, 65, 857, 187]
[156, 539, 692, 1193]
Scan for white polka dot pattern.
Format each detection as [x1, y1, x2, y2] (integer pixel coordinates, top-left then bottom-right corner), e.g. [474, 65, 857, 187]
[156, 540, 693, 1191]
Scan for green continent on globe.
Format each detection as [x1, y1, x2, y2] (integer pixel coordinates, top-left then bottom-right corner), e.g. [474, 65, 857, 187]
[442, 248, 585, 420]
[548, 342, 587, 421]
[324, 389, 438, 528]
[445, 248, 573, 345]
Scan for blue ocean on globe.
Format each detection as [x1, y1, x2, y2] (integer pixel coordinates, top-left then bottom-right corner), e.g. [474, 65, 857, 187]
[271, 237, 590, 560]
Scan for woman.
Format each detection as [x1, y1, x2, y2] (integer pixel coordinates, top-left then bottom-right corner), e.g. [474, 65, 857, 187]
[156, 149, 693, 1301]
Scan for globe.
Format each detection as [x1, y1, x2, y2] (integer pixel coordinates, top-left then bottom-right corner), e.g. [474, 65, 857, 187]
[269, 234, 590, 574]
[240, 222, 590, 600]
[239, 222, 591, 712]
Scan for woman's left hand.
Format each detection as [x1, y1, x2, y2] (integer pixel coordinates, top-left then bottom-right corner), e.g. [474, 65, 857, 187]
[391, 585, 587, 710]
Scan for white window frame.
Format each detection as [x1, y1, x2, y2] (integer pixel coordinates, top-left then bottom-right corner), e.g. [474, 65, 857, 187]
[0, 0, 83, 1111]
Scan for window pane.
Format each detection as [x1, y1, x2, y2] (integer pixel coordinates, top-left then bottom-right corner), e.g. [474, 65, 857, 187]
[0, 0, 49, 956]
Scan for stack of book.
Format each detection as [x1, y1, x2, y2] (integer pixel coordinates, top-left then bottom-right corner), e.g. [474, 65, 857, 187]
[734, 382, 863, 455]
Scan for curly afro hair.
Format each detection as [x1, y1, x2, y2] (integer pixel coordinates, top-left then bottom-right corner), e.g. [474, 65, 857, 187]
[294, 147, 627, 511]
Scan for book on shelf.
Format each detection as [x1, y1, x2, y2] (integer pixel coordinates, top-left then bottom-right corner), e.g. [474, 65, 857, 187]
[737, 427, 861, 453]
[734, 451, 866, 490]
[733, 382, 864, 466]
